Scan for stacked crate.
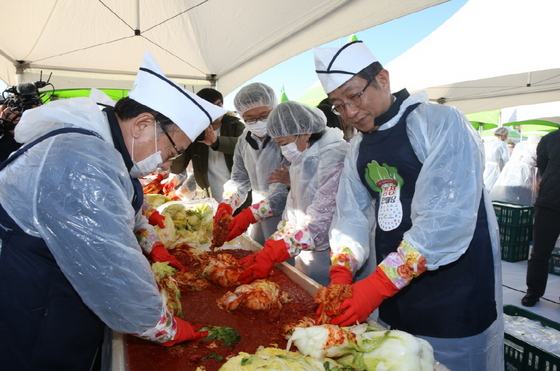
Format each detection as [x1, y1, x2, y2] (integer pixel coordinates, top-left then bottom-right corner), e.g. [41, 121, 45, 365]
[504, 305, 560, 371]
[549, 246, 560, 276]
[492, 201, 534, 262]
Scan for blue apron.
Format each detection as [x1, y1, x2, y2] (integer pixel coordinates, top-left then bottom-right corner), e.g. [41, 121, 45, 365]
[0, 126, 143, 370]
[357, 103, 496, 338]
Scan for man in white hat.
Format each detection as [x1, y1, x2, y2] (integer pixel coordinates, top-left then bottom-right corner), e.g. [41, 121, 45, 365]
[0, 51, 226, 370]
[314, 41, 503, 370]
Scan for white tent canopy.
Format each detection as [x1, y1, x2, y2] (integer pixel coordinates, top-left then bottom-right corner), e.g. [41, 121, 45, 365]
[385, 0, 560, 114]
[0, 0, 445, 96]
[501, 101, 560, 126]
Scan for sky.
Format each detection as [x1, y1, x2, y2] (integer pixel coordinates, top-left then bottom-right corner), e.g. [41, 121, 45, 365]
[222, 0, 469, 111]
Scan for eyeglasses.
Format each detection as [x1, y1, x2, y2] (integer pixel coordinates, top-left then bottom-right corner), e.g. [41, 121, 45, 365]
[331, 79, 373, 116]
[156, 121, 182, 157]
[244, 112, 271, 124]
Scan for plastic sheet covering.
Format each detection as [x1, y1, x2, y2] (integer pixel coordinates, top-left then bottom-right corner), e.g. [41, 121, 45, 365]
[482, 136, 509, 191]
[489, 137, 540, 206]
[504, 314, 560, 355]
[283, 128, 348, 250]
[0, 98, 163, 335]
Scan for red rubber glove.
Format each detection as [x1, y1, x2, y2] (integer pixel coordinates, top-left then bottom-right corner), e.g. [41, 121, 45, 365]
[215, 203, 233, 221]
[315, 265, 354, 319]
[225, 208, 257, 242]
[148, 210, 166, 229]
[330, 266, 399, 327]
[150, 242, 187, 271]
[329, 265, 354, 285]
[237, 239, 290, 284]
[159, 317, 208, 346]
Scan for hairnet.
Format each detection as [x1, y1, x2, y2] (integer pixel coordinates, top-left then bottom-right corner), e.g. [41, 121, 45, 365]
[495, 127, 509, 136]
[267, 101, 327, 138]
[234, 83, 278, 116]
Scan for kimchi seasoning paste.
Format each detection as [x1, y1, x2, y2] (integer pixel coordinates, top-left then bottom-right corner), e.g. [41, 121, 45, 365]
[126, 249, 318, 371]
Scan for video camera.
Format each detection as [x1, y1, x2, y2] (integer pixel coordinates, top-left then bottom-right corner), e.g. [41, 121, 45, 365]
[0, 72, 54, 131]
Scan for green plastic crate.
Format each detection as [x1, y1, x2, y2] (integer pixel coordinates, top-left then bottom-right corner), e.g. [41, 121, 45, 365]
[501, 241, 531, 262]
[493, 201, 534, 226]
[499, 224, 533, 244]
[504, 305, 560, 371]
[549, 247, 560, 276]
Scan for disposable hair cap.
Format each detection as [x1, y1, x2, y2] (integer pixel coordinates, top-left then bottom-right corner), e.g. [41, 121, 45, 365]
[234, 82, 278, 116]
[267, 100, 327, 138]
[495, 127, 509, 136]
[129, 51, 226, 141]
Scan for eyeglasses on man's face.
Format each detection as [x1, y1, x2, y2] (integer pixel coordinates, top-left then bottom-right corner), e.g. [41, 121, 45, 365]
[244, 112, 271, 124]
[331, 79, 373, 116]
[156, 121, 182, 158]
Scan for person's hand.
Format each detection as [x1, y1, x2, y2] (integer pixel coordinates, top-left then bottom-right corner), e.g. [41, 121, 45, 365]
[148, 210, 166, 229]
[330, 266, 399, 327]
[0, 106, 22, 130]
[225, 208, 257, 242]
[237, 239, 290, 284]
[159, 317, 208, 346]
[198, 125, 217, 146]
[215, 203, 233, 222]
[268, 163, 290, 187]
[150, 242, 187, 271]
[315, 265, 354, 321]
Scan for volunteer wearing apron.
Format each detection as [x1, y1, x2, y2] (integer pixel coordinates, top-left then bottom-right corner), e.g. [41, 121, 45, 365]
[0, 52, 226, 370]
[229, 101, 348, 286]
[313, 41, 504, 370]
[217, 83, 289, 245]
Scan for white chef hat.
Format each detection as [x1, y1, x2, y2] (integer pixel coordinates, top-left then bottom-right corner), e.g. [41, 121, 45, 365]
[129, 51, 226, 141]
[313, 41, 378, 94]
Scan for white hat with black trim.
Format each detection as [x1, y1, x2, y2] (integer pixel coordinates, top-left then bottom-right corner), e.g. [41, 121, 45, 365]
[313, 41, 378, 94]
[129, 51, 226, 141]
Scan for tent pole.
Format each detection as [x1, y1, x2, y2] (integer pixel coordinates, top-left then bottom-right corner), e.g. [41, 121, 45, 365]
[135, 0, 140, 35]
[15, 61, 28, 84]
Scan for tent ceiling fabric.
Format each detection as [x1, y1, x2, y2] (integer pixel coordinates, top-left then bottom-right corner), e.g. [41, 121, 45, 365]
[385, 0, 560, 114]
[0, 0, 445, 96]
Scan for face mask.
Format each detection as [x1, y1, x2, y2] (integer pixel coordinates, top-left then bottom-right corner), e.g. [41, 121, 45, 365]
[281, 141, 303, 164]
[246, 120, 268, 137]
[129, 124, 164, 178]
[130, 150, 163, 178]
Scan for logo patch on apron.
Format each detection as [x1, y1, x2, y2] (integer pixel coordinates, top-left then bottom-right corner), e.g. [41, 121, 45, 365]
[365, 160, 404, 231]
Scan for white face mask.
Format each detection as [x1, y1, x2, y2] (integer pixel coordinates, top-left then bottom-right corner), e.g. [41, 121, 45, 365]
[281, 141, 303, 164]
[246, 120, 268, 138]
[129, 124, 164, 178]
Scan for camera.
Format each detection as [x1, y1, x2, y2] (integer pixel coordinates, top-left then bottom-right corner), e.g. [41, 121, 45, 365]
[0, 72, 54, 131]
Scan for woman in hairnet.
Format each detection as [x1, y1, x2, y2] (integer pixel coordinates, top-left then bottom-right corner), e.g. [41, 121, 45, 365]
[232, 101, 348, 286]
[0, 52, 227, 370]
[483, 126, 510, 191]
[312, 41, 503, 370]
[216, 83, 289, 245]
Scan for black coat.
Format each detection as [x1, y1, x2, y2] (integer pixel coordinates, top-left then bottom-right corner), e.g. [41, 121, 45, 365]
[535, 129, 560, 211]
